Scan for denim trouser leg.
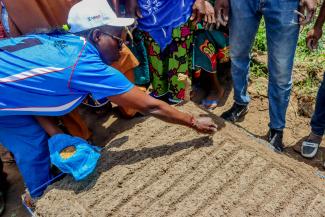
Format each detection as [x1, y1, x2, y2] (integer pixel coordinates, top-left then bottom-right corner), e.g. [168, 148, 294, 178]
[230, 0, 299, 129]
[229, 0, 261, 105]
[311, 73, 325, 136]
[0, 116, 51, 198]
[264, 0, 300, 130]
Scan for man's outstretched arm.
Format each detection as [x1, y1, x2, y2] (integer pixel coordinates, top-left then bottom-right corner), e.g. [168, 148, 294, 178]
[109, 87, 218, 134]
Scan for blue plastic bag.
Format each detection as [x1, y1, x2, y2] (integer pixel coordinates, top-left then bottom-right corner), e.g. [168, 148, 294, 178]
[48, 134, 101, 181]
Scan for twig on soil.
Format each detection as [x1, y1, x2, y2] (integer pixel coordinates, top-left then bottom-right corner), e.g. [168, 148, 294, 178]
[289, 100, 298, 119]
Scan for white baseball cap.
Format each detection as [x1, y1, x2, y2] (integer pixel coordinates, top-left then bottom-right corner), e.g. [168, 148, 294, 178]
[68, 0, 135, 33]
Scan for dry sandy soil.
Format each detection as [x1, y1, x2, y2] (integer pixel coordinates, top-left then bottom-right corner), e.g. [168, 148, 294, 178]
[34, 98, 325, 217]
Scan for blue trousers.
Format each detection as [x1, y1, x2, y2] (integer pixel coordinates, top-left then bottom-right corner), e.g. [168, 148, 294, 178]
[0, 116, 51, 198]
[229, 0, 300, 130]
[311, 73, 325, 136]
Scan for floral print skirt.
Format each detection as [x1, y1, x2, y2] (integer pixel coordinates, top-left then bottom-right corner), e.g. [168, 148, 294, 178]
[143, 21, 194, 103]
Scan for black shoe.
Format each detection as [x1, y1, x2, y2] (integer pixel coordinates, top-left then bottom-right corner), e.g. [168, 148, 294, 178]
[268, 129, 284, 152]
[221, 103, 248, 122]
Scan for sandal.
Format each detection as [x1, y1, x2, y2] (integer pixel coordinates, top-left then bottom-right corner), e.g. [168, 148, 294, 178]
[21, 192, 36, 216]
[201, 99, 219, 110]
[301, 133, 322, 159]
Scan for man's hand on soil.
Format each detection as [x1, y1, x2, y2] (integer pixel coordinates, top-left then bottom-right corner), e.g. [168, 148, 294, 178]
[298, 0, 317, 25]
[214, 0, 229, 28]
[193, 117, 217, 134]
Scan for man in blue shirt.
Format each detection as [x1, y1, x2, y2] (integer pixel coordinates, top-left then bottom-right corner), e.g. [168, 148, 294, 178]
[0, 0, 217, 201]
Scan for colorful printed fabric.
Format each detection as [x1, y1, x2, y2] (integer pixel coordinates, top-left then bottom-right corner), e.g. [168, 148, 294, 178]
[127, 29, 151, 86]
[194, 29, 230, 73]
[144, 22, 194, 103]
[0, 22, 5, 38]
[137, 0, 194, 50]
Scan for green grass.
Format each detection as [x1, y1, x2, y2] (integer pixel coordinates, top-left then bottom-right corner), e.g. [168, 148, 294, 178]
[253, 18, 325, 64]
[253, 19, 267, 52]
[250, 59, 268, 79]
[295, 25, 325, 66]
[251, 17, 325, 96]
[295, 75, 320, 95]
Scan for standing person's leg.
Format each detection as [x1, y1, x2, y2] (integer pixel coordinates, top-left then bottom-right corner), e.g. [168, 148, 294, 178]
[263, 0, 299, 151]
[0, 116, 51, 198]
[194, 29, 229, 109]
[144, 33, 169, 101]
[206, 73, 225, 98]
[301, 73, 325, 158]
[167, 23, 193, 104]
[221, 0, 261, 121]
[311, 73, 325, 137]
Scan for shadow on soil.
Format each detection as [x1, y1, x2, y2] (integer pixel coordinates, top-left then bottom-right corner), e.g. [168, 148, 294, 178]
[79, 105, 149, 146]
[50, 136, 214, 194]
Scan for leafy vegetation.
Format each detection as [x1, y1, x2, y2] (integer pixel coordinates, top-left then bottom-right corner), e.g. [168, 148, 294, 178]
[251, 16, 325, 96]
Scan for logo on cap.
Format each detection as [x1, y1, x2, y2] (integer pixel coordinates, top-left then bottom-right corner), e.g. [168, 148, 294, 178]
[88, 15, 101, 22]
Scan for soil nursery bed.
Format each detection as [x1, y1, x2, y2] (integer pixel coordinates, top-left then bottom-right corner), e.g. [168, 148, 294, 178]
[35, 103, 325, 217]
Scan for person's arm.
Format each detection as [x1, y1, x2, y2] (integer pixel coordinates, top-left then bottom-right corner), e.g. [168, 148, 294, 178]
[299, 0, 317, 25]
[306, 0, 325, 50]
[314, 1, 325, 29]
[35, 116, 63, 136]
[124, 0, 142, 18]
[70, 51, 216, 133]
[109, 87, 218, 133]
[109, 0, 120, 16]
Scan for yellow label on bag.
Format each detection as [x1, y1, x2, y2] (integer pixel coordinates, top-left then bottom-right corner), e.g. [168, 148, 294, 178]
[60, 146, 76, 159]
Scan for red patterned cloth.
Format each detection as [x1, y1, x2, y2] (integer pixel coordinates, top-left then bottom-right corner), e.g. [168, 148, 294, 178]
[0, 22, 6, 38]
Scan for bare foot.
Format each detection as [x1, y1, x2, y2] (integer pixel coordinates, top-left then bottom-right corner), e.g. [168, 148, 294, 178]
[206, 88, 225, 101]
[201, 89, 225, 110]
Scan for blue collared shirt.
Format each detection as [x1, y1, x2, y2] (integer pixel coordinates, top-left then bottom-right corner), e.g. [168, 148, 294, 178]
[0, 33, 133, 116]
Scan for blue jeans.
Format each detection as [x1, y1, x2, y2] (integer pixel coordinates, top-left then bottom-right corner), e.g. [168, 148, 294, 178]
[0, 116, 51, 198]
[229, 0, 300, 130]
[310, 73, 325, 136]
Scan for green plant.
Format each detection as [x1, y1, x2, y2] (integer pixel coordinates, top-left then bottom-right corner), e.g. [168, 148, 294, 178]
[250, 60, 268, 79]
[251, 13, 325, 96]
[253, 19, 267, 52]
